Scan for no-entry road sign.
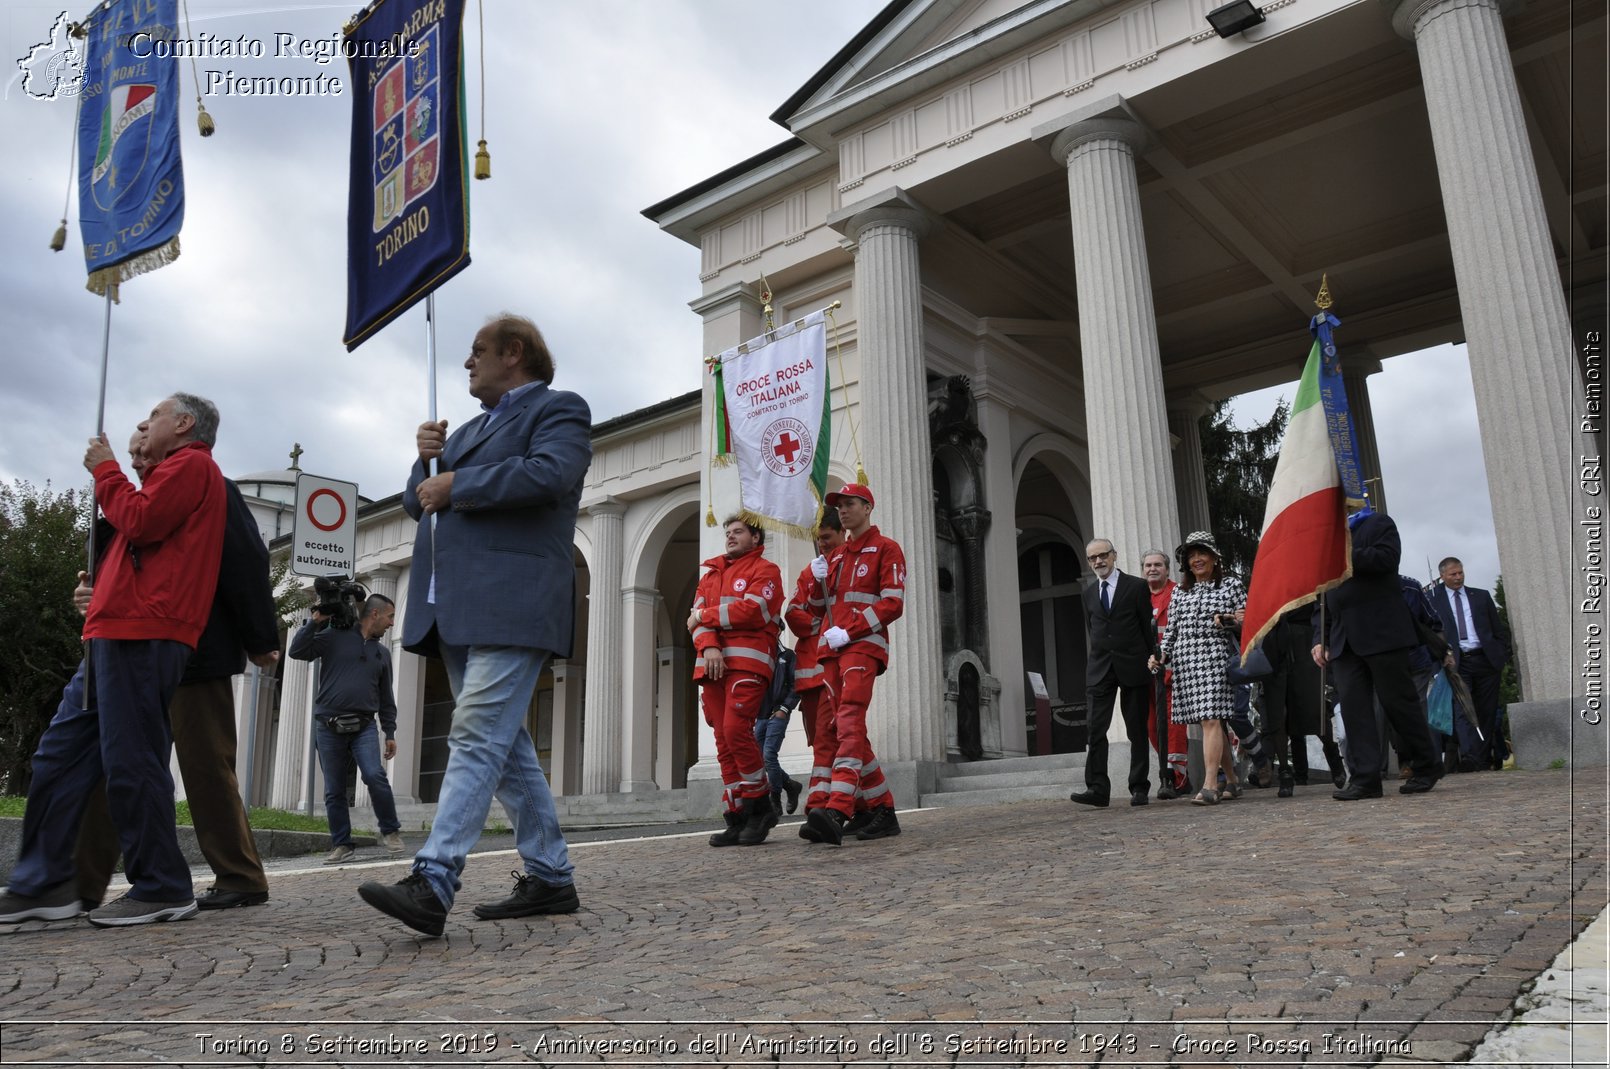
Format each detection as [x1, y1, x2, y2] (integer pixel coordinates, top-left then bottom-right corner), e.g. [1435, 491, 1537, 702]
[291, 472, 359, 578]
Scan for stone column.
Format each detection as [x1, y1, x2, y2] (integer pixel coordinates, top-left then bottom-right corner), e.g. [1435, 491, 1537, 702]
[1167, 396, 1214, 545]
[654, 645, 690, 789]
[581, 498, 626, 794]
[975, 385, 1028, 755]
[1340, 355, 1389, 516]
[827, 188, 947, 765]
[1042, 105, 1182, 568]
[619, 586, 660, 792]
[269, 612, 315, 810]
[548, 660, 584, 796]
[1392, 0, 1575, 705]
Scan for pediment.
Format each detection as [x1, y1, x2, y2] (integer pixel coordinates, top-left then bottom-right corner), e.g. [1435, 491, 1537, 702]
[776, 0, 1074, 135]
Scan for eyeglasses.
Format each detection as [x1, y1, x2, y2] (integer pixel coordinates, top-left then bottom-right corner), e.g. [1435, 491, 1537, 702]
[1086, 551, 1113, 563]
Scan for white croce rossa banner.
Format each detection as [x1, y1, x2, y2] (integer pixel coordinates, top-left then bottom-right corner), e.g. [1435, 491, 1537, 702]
[713, 309, 830, 539]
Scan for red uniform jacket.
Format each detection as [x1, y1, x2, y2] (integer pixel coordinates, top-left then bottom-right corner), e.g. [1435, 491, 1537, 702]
[784, 561, 827, 691]
[84, 441, 226, 649]
[817, 525, 906, 670]
[691, 546, 783, 681]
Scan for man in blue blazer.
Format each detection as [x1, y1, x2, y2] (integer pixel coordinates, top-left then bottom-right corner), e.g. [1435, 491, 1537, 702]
[1431, 556, 1512, 771]
[360, 314, 592, 937]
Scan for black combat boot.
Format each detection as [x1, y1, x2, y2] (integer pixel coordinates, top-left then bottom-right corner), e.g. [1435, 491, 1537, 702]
[708, 809, 742, 847]
[737, 794, 778, 846]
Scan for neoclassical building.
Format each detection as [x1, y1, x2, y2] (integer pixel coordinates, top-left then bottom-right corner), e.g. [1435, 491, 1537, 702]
[230, 0, 1591, 816]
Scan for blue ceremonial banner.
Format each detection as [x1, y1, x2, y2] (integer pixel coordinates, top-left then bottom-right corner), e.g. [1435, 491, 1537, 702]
[1311, 311, 1369, 509]
[343, 0, 470, 351]
[77, 0, 184, 297]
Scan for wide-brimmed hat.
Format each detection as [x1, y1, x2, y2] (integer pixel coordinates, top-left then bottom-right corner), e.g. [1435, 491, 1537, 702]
[1175, 530, 1221, 565]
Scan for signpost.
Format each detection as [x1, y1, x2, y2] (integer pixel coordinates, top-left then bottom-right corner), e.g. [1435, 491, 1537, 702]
[290, 473, 358, 578]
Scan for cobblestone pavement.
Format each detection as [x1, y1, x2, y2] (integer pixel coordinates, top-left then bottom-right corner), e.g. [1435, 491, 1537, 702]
[0, 767, 1603, 1068]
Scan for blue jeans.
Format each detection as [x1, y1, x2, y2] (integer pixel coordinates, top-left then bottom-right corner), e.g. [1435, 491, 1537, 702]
[752, 713, 791, 792]
[412, 644, 573, 910]
[314, 717, 400, 847]
[13, 640, 192, 902]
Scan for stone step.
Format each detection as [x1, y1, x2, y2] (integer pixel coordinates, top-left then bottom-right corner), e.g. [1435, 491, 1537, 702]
[943, 751, 1090, 777]
[917, 783, 1074, 808]
[934, 766, 1083, 792]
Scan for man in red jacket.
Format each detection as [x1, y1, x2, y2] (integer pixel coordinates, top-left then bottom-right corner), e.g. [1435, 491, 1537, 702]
[801, 483, 905, 846]
[688, 516, 784, 846]
[785, 507, 844, 814]
[0, 394, 227, 928]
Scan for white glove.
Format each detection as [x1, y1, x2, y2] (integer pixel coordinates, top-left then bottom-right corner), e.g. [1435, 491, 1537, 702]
[823, 626, 850, 650]
[810, 555, 829, 580]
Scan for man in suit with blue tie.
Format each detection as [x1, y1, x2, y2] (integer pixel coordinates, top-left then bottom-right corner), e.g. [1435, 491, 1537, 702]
[1070, 539, 1158, 808]
[360, 314, 592, 937]
[1432, 557, 1512, 771]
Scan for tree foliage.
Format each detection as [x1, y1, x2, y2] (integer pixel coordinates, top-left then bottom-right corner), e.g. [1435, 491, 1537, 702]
[0, 481, 90, 794]
[1199, 398, 1290, 576]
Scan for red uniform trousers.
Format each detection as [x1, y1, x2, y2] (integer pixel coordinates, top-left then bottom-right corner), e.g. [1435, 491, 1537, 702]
[798, 688, 821, 748]
[699, 670, 771, 812]
[1146, 671, 1189, 790]
[814, 651, 895, 818]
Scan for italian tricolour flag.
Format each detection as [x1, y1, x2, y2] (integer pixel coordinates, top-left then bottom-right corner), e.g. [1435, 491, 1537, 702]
[1240, 341, 1351, 661]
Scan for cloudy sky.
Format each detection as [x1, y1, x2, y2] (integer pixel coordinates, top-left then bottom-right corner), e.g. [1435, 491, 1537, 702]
[0, 0, 1501, 589]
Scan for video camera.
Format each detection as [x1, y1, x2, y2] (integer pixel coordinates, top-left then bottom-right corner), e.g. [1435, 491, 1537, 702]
[312, 575, 369, 630]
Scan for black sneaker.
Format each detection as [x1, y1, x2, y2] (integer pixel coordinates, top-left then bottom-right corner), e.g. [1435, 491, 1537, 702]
[358, 873, 447, 937]
[783, 779, 802, 815]
[195, 888, 269, 910]
[855, 807, 901, 840]
[803, 808, 845, 846]
[472, 871, 579, 920]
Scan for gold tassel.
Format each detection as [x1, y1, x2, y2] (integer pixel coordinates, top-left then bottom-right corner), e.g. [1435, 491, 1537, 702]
[197, 102, 215, 137]
[50, 221, 66, 251]
[705, 506, 717, 527]
[856, 464, 868, 484]
[474, 139, 490, 180]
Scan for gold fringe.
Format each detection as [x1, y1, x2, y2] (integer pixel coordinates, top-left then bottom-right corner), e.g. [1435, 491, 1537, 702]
[474, 139, 490, 180]
[50, 222, 66, 251]
[710, 453, 735, 469]
[735, 508, 818, 545]
[86, 234, 179, 300]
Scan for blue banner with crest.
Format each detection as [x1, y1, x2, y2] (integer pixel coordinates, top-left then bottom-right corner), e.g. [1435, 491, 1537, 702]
[343, 0, 469, 350]
[77, 0, 184, 297]
[1311, 311, 1369, 510]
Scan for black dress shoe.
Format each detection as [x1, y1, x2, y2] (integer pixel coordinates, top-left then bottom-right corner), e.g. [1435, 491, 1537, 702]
[472, 870, 580, 919]
[196, 888, 268, 910]
[783, 779, 803, 815]
[358, 873, 447, 937]
[1130, 791, 1149, 807]
[1069, 791, 1110, 808]
[1399, 776, 1438, 794]
[1156, 783, 1181, 800]
[1332, 782, 1384, 800]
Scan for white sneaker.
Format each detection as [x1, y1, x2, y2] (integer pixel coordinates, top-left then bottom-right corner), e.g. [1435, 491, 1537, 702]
[87, 894, 198, 927]
[382, 832, 406, 853]
[323, 844, 356, 866]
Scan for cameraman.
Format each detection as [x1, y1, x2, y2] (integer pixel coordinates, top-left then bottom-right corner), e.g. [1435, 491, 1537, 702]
[288, 592, 405, 864]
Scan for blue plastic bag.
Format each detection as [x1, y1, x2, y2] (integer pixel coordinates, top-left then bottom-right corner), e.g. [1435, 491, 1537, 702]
[1427, 670, 1454, 735]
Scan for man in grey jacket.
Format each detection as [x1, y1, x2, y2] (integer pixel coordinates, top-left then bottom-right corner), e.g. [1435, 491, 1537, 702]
[360, 313, 591, 937]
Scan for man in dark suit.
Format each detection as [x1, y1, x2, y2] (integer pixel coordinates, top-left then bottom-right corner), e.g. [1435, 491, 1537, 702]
[360, 313, 592, 937]
[1312, 511, 1440, 799]
[1431, 556, 1512, 770]
[1070, 538, 1158, 808]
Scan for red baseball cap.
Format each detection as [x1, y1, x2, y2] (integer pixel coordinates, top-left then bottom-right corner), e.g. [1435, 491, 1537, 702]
[825, 483, 874, 508]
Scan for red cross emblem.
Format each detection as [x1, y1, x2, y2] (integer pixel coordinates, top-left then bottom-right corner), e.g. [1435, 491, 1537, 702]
[773, 432, 801, 464]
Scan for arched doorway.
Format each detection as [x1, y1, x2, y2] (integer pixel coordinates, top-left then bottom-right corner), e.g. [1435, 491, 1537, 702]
[1015, 455, 1088, 754]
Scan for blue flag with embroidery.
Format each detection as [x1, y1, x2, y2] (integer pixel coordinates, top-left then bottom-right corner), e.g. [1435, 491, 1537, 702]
[1311, 311, 1370, 510]
[77, 0, 184, 298]
[343, 0, 470, 351]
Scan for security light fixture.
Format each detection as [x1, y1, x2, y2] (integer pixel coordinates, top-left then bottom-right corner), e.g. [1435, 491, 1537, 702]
[1206, 0, 1266, 36]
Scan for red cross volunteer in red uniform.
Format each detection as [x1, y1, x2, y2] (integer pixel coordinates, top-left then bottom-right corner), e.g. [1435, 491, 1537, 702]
[784, 507, 845, 812]
[801, 483, 905, 846]
[688, 517, 785, 847]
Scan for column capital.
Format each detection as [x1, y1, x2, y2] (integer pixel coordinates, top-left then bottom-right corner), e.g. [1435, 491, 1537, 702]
[1165, 391, 1216, 421]
[1388, 0, 1519, 39]
[1033, 96, 1151, 167]
[1338, 349, 1384, 378]
[588, 496, 627, 520]
[827, 187, 933, 244]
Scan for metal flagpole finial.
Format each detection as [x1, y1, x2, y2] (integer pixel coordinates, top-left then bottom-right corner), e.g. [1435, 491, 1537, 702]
[1314, 274, 1334, 311]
